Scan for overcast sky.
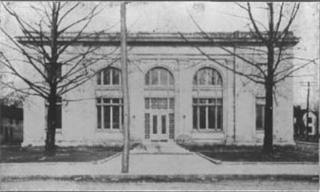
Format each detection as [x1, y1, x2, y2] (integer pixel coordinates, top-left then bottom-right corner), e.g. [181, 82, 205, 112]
[1, 2, 319, 106]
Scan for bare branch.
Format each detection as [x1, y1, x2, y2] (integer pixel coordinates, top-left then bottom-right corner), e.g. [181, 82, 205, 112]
[185, 12, 268, 79]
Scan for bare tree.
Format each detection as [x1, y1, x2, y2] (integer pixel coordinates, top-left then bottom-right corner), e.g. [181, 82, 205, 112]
[0, 2, 116, 155]
[180, 2, 318, 153]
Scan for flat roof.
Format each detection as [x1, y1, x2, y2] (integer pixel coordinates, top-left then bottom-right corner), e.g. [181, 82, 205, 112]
[16, 32, 299, 46]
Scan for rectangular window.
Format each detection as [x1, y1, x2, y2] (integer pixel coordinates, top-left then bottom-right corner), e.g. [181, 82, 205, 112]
[256, 97, 265, 131]
[162, 115, 166, 134]
[96, 98, 123, 130]
[97, 106, 101, 129]
[193, 98, 223, 131]
[145, 113, 150, 139]
[153, 115, 157, 134]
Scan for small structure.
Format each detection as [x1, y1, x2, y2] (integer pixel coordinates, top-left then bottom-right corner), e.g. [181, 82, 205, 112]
[19, 32, 298, 146]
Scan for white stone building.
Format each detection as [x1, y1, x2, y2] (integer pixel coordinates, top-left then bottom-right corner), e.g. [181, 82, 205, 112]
[22, 32, 298, 146]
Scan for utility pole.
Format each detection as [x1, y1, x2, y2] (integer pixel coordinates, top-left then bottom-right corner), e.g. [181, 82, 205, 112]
[121, 2, 130, 173]
[306, 81, 310, 141]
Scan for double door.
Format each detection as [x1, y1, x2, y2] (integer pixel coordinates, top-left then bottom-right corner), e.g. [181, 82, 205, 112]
[145, 97, 174, 141]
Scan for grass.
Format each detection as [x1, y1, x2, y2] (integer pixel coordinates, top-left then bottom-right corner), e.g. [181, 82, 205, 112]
[0, 145, 123, 163]
[181, 144, 319, 162]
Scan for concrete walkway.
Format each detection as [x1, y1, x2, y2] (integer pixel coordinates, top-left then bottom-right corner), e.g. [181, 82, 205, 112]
[1, 142, 318, 180]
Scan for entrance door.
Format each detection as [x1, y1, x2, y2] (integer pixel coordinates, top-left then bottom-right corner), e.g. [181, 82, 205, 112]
[150, 112, 169, 141]
[145, 97, 174, 141]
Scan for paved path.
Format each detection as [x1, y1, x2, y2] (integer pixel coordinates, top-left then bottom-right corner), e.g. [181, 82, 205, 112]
[0, 142, 318, 179]
[1, 155, 318, 178]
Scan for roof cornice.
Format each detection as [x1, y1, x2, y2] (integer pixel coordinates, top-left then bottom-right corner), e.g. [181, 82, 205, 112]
[16, 32, 299, 47]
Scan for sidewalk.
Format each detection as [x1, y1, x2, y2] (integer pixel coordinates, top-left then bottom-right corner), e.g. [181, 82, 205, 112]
[1, 142, 319, 181]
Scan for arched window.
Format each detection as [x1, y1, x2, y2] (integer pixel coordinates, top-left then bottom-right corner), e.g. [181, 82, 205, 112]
[97, 67, 122, 86]
[145, 67, 174, 86]
[193, 67, 222, 86]
[193, 67, 223, 131]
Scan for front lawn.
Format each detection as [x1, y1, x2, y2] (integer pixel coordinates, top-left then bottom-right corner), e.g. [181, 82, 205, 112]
[182, 145, 319, 162]
[0, 145, 123, 163]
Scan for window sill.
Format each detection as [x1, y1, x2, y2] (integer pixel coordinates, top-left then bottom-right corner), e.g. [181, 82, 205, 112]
[96, 86, 122, 90]
[192, 87, 222, 91]
[145, 86, 174, 90]
[191, 129, 224, 134]
[95, 129, 122, 133]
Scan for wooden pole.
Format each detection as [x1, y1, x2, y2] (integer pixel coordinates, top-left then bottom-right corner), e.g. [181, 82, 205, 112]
[306, 81, 310, 141]
[121, 2, 130, 173]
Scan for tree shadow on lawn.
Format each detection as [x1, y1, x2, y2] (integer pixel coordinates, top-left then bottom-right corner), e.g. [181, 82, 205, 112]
[182, 145, 319, 162]
[0, 145, 125, 163]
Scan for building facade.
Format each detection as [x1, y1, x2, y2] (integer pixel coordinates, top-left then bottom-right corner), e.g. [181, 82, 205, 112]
[22, 32, 298, 146]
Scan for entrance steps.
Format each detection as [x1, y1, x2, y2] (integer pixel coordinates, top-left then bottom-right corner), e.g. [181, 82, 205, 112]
[130, 141, 191, 154]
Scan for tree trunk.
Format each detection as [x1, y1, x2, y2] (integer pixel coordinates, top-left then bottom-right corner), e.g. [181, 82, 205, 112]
[263, 43, 275, 154]
[45, 96, 57, 156]
[263, 2, 275, 154]
[263, 77, 273, 153]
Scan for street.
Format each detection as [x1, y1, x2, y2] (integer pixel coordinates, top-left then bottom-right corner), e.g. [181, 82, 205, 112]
[1, 179, 318, 191]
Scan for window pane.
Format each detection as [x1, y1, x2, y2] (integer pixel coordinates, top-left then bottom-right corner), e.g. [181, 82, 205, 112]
[199, 106, 206, 129]
[151, 98, 156, 109]
[113, 98, 120, 104]
[208, 106, 215, 129]
[153, 115, 157, 134]
[97, 71, 101, 85]
[162, 115, 166, 134]
[113, 106, 120, 129]
[193, 98, 198, 104]
[103, 98, 111, 103]
[160, 69, 168, 85]
[206, 69, 213, 85]
[145, 72, 150, 85]
[104, 106, 111, 129]
[103, 69, 111, 85]
[121, 105, 124, 125]
[151, 69, 159, 85]
[256, 105, 264, 130]
[198, 70, 206, 85]
[113, 69, 120, 85]
[169, 73, 174, 85]
[169, 98, 174, 109]
[156, 98, 161, 109]
[193, 106, 198, 129]
[208, 99, 215, 104]
[200, 99, 206, 104]
[216, 73, 222, 86]
[169, 113, 174, 139]
[145, 98, 150, 109]
[161, 98, 168, 109]
[97, 106, 101, 129]
[217, 105, 223, 130]
[97, 98, 101, 104]
[193, 73, 198, 85]
[145, 113, 150, 139]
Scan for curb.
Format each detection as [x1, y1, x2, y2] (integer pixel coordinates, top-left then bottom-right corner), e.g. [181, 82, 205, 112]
[2, 174, 318, 183]
[221, 161, 319, 165]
